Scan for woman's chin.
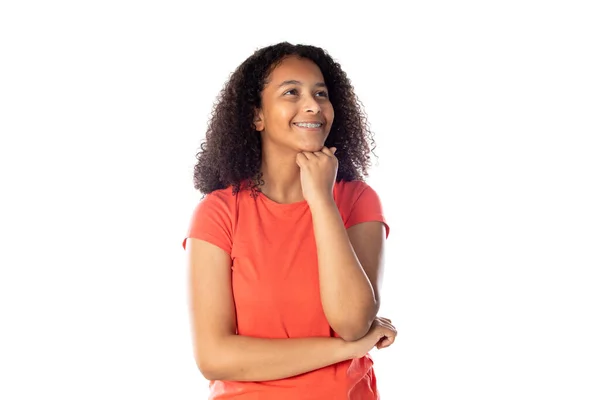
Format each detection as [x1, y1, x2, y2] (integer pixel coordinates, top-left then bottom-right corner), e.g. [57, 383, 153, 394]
[296, 141, 325, 153]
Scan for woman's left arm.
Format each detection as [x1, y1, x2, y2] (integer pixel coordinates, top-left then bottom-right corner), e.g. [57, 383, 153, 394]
[310, 197, 386, 342]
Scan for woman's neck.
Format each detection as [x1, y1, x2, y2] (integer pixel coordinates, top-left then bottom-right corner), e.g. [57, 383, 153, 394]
[259, 149, 304, 204]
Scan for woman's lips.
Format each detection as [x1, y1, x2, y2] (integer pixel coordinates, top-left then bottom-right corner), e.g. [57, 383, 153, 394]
[293, 122, 324, 131]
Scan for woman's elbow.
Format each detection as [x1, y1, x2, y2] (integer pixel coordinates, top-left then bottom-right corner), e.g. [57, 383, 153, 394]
[339, 330, 368, 342]
[334, 319, 373, 342]
[331, 307, 379, 341]
[195, 352, 222, 381]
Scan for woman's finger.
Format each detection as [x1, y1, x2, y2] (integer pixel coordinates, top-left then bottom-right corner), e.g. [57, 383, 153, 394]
[302, 151, 318, 160]
[296, 152, 309, 161]
[320, 147, 335, 157]
[377, 319, 395, 331]
[375, 335, 394, 349]
[378, 336, 395, 349]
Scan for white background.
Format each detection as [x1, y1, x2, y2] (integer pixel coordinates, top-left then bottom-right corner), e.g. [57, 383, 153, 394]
[1, 0, 599, 398]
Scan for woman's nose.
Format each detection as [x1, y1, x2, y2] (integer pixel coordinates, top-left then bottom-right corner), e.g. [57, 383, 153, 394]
[302, 96, 322, 114]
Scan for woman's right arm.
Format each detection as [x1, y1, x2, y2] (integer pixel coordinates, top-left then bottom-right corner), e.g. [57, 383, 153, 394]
[186, 238, 356, 382]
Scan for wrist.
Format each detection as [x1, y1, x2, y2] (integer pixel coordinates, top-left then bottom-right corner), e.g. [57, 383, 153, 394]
[307, 194, 336, 211]
[336, 337, 358, 361]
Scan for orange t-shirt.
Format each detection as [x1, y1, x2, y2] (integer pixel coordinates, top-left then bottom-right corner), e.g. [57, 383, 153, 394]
[182, 179, 390, 399]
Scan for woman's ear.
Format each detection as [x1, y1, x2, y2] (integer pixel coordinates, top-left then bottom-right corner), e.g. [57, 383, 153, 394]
[253, 109, 265, 132]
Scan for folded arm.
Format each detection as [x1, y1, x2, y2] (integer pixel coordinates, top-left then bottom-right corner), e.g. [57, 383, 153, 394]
[186, 238, 354, 382]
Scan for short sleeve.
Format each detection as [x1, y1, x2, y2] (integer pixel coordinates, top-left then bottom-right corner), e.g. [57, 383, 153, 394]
[182, 191, 233, 254]
[345, 182, 390, 239]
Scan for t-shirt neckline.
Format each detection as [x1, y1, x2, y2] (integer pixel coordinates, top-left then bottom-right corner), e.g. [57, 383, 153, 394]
[257, 191, 308, 209]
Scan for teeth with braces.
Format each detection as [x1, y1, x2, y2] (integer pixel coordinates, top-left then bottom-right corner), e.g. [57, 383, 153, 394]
[295, 123, 322, 128]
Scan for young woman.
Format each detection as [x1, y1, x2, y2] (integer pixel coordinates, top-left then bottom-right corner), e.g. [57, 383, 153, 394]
[183, 42, 397, 399]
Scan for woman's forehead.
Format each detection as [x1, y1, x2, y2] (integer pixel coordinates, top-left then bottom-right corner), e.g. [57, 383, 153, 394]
[266, 56, 325, 87]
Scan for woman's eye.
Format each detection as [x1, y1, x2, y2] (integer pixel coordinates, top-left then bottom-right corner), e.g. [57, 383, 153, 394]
[284, 89, 328, 98]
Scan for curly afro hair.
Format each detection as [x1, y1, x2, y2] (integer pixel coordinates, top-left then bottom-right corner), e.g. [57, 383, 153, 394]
[193, 41, 376, 196]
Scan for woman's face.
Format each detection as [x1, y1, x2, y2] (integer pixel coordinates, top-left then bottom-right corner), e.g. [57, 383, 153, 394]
[254, 56, 334, 154]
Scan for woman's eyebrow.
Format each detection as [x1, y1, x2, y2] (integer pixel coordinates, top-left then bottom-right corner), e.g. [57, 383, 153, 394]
[277, 80, 327, 88]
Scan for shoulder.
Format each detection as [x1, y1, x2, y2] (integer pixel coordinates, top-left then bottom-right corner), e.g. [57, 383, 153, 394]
[334, 179, 389, 237]
[334, 179, 379, 205]
[183, 186, 240, 252]
[197, 186, 238, 209]
[188, 186, 241, 227]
